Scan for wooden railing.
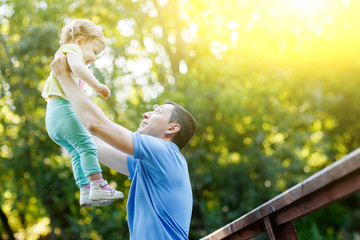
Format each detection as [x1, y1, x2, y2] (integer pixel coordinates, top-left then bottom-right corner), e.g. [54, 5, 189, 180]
[200, 148, 360, 240]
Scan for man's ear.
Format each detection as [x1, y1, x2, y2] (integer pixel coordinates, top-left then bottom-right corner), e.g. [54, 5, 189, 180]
[166, 123, 181, 135]
[75, 36, 84, 45]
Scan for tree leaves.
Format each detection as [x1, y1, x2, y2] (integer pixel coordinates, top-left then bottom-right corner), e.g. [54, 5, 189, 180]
[1, 0, 360, 239]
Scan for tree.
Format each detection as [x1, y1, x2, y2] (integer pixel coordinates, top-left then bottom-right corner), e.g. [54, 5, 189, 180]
[1, 0, 360, 239]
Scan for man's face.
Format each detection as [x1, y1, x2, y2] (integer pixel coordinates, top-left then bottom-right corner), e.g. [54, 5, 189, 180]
[137, 104, 174, 138]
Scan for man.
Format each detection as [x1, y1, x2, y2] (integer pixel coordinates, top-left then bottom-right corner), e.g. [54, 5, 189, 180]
[50, 54, 196, 239]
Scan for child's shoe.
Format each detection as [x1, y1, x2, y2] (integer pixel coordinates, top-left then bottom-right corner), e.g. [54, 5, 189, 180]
[80, 187, 114, 207]
[89, 180, 124, 201]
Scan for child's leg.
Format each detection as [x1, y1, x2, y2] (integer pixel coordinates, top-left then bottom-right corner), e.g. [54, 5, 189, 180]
[45, 98, 91, 188]
[60, 109, 123, 200]
[54, 138, 91, 188]
[65, 129, 102, 178]
[46, 98, 123, 201]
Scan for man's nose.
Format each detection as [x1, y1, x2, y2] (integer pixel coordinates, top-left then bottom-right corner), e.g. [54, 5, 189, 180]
[142, 111, 152, 119]
[142, 112, 149, 119]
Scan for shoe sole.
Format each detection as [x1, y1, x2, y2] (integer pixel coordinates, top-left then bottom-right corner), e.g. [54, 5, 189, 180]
[89, 192, 124, 201]
[80, 200, 114, 207]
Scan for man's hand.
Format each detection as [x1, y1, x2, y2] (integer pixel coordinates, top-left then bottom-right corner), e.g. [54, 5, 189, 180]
[50, 53, 72, 83]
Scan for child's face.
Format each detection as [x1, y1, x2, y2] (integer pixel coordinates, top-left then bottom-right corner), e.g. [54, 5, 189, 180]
[78, 37, 105, 65]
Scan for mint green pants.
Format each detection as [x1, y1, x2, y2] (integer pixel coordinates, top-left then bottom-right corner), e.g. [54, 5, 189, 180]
[45, 98, 101, 188]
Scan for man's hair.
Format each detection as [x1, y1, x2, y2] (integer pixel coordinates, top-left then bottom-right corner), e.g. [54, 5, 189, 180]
[166, 101, 196, 149]
[59, 19, 104, 45]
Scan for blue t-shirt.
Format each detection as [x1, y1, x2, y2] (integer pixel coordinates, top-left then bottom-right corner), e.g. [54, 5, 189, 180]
[127, 132, 193, 240]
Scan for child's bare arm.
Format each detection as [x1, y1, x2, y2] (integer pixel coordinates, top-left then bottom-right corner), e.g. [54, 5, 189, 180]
[66, 53, 110, 98]
[67, 53, 99, 88]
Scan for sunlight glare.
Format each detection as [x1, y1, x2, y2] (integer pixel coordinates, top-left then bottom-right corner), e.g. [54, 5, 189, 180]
[275, 0, 334, 20]
[294, 0, 316, 17]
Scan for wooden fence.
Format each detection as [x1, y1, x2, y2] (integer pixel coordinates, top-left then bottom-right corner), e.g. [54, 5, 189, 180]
[200, 148, 360, 240]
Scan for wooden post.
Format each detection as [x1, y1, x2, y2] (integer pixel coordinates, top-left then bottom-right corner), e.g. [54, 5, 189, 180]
[274, 221, 298, 240]
[264, 216, 276, 240]
[264, 216, 298, 240]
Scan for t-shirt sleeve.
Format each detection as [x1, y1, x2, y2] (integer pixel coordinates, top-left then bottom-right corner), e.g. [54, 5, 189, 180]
[58, 44, 84, 63]
[131, 132, 170, 176]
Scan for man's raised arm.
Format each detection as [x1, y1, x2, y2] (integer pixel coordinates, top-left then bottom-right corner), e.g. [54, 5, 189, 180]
[50, 54, 134, 156]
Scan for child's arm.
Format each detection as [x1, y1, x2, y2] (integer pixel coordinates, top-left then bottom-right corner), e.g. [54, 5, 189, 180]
[66, 53, 110, 99]
[50, 54, 134, 156]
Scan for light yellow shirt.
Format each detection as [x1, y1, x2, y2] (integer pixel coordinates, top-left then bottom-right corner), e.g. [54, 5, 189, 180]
[41, 44, 84, 101]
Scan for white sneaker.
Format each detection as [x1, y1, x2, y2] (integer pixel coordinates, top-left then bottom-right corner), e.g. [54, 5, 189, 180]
[89, 180, 124, 201]
[80, 188, 114, 207]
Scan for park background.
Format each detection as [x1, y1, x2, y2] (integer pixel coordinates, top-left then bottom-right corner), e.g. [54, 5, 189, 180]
[1, 0, 360, 239]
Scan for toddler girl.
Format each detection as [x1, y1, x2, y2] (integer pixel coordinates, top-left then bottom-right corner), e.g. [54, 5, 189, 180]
[42, 19, 123, 207]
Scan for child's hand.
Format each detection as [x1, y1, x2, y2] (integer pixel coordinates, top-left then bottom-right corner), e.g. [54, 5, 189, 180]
[96, 83, 111, 99]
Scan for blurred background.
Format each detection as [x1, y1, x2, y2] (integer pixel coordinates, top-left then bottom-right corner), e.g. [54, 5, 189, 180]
[1, 0, 360, 239]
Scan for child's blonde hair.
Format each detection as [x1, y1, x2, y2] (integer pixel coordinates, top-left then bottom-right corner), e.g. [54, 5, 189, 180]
[59, 19, 104, 45]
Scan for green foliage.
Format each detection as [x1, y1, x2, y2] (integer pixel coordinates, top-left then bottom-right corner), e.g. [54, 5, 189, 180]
[1, 0, 360, 239]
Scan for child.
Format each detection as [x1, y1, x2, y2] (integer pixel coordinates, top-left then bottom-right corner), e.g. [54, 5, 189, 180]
[42, 19, 123, 207]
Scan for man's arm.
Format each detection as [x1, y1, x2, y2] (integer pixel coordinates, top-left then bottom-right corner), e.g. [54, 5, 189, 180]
[94, 137, 130, 176]
[51, 53, 134, 156]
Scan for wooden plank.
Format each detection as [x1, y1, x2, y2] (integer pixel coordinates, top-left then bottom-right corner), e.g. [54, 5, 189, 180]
[227, 220, 264, 240]
[258, 147, 360, 218]
[201, 211, 263, 240]
[200, 148, 360, 240]
[274, 169, 360, 225]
